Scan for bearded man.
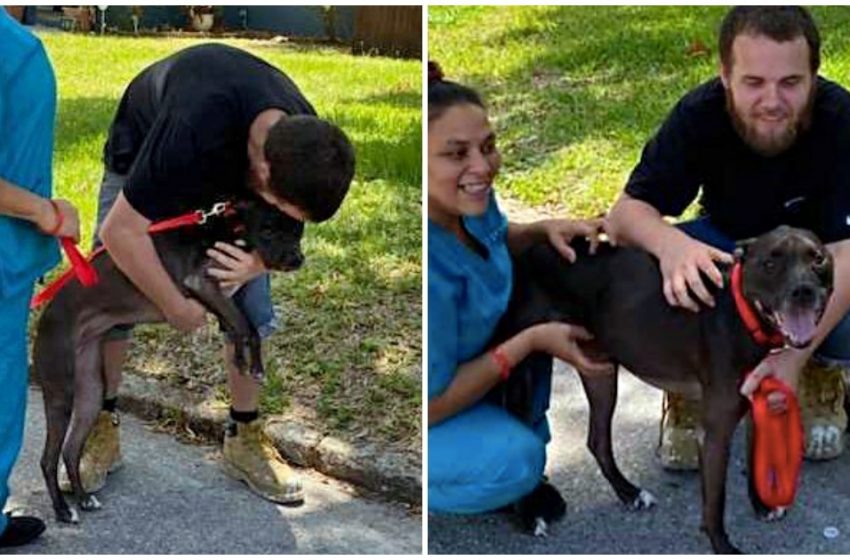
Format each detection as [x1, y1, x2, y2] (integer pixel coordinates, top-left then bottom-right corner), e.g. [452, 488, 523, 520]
[607, 6, 850, 468]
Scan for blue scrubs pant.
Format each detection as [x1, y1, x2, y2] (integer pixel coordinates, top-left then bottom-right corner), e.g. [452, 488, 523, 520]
[0, 285, 34, 533]
[429, 355, 553, 514]
[679, 217, 850, 365]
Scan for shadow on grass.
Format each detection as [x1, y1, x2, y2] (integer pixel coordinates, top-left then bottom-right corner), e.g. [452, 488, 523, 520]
[354, 89, 422, 110]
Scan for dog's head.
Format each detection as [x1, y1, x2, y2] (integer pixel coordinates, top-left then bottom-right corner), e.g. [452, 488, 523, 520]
[231, 198, 305, 272]
[735, 225, 833, 348]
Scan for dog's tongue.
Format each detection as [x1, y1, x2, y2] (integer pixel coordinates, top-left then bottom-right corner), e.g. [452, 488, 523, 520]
[780, 309, 818, 348]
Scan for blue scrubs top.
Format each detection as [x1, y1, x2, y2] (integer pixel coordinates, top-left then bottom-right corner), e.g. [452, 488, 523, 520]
[428, 192, 512, 400]
[0, 10, 60, 299]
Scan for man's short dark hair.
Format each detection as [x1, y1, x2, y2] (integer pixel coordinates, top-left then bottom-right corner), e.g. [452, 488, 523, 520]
[264, 115, 355, 223]
[719, 6, 821, 73]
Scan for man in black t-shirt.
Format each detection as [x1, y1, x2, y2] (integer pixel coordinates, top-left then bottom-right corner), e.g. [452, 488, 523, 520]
[608, 7, 850, 468]
[67, 44, 355, 504]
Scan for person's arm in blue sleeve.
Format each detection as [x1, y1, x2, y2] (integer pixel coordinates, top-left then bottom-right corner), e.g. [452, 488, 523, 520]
[428, 285, 614, 428]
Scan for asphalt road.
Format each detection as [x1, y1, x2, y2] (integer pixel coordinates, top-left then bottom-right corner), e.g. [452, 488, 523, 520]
[429, 362, 850, 554]
[8, 388, 421, 554]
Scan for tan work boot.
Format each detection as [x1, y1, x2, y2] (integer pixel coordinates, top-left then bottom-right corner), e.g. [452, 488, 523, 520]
[658, 391, 701, 471]
[222, 419, 304, 504]
[799, 361, 847, 461]
[59, 411, 123, 494]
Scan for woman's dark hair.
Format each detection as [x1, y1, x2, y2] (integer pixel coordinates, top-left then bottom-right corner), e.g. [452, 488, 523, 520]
[428, 61, 485, 122]
[264, 115, 355, 223]
[719, 6, 820, 73]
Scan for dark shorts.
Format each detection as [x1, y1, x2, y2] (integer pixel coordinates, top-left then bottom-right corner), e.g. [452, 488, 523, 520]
[95, 170, 279, 341]
[678, 217, 850, 365]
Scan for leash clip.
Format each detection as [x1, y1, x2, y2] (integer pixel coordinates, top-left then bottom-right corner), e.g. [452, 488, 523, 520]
[198, 202, 228, 224]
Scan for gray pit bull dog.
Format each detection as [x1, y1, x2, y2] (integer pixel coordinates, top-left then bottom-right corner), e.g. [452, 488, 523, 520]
[32, 197, 304, 525]
[495, 225, 833, 554]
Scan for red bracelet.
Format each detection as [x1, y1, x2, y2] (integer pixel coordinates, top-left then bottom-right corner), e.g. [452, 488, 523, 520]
[491, 346, 513, 382]
[45, 199, 64, 236]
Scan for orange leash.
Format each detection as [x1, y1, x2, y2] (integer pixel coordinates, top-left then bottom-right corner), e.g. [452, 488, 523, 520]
[749, 374, 804, 509]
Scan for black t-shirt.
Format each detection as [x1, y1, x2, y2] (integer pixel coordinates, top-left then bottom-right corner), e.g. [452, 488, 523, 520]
[625, 76, 850, 243]
[104, 43, 316, 220]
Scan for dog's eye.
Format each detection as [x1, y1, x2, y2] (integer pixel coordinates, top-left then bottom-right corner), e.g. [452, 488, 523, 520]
[762, 259, 776, 273]
[813, 251, 828, 268]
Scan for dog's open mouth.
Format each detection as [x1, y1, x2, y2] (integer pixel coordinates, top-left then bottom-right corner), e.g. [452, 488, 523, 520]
[758, 300, 824, 349]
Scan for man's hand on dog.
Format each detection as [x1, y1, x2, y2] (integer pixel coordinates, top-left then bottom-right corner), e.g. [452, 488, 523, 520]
[529, 322, 616, 377]
[206, 241, 266, 291]
[542, 217, 610, 263]
[657, 234, 734, 312]
[164, 297, 207, 333]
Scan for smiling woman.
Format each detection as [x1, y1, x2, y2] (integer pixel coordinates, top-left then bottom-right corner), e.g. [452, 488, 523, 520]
[426, 60, 613, 525]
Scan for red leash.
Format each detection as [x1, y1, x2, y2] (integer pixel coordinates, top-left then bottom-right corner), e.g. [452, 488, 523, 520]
[731, 261, 802, 508]
[31, 202, 231, 309]
[748, 374, 804, 508]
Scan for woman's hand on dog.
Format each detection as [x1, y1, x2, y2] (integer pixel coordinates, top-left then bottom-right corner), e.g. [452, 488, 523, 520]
[206, 241, 267, 290]
[542, 217, 610, 263]
[529, 322, 616, 377]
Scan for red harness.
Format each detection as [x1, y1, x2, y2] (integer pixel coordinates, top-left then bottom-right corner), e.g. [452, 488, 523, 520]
[31, 202, 231, 309]
[731, 262, 803, 509]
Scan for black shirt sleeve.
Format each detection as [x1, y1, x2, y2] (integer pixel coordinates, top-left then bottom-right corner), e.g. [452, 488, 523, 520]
[625, 99, 706, 217]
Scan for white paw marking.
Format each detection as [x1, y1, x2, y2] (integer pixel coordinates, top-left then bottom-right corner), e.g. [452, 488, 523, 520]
[631, 489, 657, 510]
[87, 495, 102, 510]
[533, 517, 548, 537]
[69, 508, 79, 524]
[765, 507, 787, 522]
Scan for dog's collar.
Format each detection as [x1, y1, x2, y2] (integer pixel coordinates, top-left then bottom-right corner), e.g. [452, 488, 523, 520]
[731, 262, 785, 348]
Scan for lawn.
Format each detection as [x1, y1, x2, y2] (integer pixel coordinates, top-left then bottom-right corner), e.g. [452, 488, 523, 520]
[429, 6, 850, 218]
[35, 33, 421, 452]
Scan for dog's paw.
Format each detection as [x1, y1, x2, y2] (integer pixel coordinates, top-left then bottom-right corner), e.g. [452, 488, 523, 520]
[79, 495, 101, 511]
[533, 517, 548, 537]
[628, 489, 657, 511]
[56, 506, 79, 524]
[760, 506, 787, 522]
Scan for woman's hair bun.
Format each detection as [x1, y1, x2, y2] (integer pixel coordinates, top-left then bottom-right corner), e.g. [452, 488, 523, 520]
[428, 61, 444, 84]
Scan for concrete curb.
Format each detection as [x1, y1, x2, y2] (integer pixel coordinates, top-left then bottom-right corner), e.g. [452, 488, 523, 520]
[115, 372, 422, 505]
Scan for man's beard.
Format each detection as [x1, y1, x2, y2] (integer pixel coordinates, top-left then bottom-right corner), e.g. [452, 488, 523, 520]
[725, 84, 815, 157]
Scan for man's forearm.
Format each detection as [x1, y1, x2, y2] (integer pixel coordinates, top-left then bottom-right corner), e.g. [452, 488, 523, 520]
[101, 217, 186, 315]
[607, 193, 685, 257]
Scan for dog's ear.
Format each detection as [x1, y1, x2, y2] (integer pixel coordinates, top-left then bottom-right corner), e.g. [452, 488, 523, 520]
[734, 237, 756, 262]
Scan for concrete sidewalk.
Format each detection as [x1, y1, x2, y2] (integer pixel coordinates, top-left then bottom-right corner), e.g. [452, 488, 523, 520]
[429, 361, 850, 554]
[9, 387, 422, 554]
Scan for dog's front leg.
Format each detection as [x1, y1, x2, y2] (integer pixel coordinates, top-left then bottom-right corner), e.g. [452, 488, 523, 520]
[182, 272, 258, 378]
[699, 390, 748, 554]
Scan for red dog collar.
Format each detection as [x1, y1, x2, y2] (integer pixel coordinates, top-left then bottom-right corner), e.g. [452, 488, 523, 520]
[731, 262, 785, 348]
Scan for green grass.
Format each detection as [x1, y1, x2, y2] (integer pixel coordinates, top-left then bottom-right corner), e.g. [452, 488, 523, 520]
[36, 34, 421, 451]
[429, 6, 850, 218]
